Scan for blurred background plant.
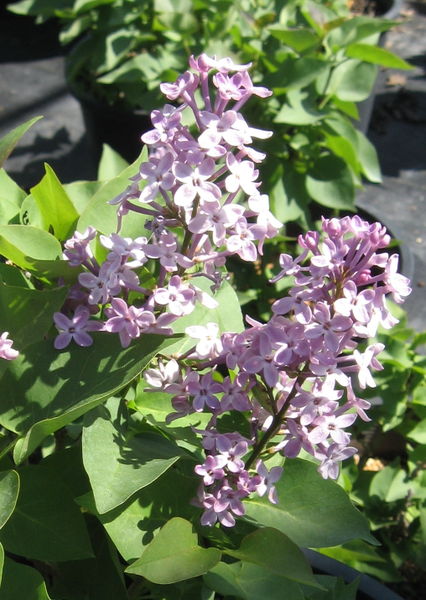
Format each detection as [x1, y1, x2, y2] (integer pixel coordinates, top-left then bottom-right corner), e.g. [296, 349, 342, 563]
[8, 0, 411, 221]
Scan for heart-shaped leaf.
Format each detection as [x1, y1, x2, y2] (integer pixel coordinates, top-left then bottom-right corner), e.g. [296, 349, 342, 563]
[244, 459, 374, 547]
[0, 471, 19, 530]
[225, 528, 320, 588]
[126, 517, 221, 584]
[83, 397, 184, 513]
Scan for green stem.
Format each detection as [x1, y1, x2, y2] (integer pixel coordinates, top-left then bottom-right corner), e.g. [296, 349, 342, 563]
[318, 57, 351, 110]
[245, 377, 300, 470]
[178, 199, 200, 276]
[0, 436, 18, 462]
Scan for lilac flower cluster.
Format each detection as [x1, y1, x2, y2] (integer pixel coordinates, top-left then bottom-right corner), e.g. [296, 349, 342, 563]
[52, 54, 411, 527]
[144, 215, 411, 526]
[53, 53, 281, 350]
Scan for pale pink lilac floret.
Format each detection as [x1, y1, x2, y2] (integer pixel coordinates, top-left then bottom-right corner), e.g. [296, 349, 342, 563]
[0, 332, 19, 360]
[52, 55, 411, 528]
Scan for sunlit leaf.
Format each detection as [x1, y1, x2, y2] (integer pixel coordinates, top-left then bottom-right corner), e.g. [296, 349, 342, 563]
[244, 459, 374, 547]
[82, 397, 183, 513]
[0, 471, 19, 530]
[0, 116, 42, 168]
[126, 517, 221, 583]
[225, 528, 320, 588]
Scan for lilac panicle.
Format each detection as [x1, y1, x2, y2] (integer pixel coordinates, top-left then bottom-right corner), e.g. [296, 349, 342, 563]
[55, 54, 278, 351]
[146, 213, 411, 525]
[53, 54, 411, 528]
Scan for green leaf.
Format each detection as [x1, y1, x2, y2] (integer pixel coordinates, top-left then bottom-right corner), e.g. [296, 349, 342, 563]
[0, 263, 30, 287]
[354, 130, 382, 183]
[274, 88, 327, 124]
[95, 29, 140, 75]
[97, 46, 182, 86]
[323, 134, 361, 182]
[0, 543, 3, 586]
[73, 0, 116, 13]
[19, 193, 44, 228]
[154, 0, 193, 12]
[0, 116, 42, 168]
[79, 466, 195, 561]
[0, 333, 177, 463]
[268, 27, 320, 52]
[42, 446, 92, 501]
[318, 540, 386, 566]
[329, 60, 378, 102]
[97, 144, 129, 180]
[0, 283, 68, 351]
[204, 561, 305, 600]
[407, 419, 426, 444]
[301, 573, 359, 600]
[133, 386, 211, 435]
[49, 515, 128, 600]
[346, 43, 413, 70]
[7, 0, 69, 18]
[0, 169, 26, 224]
[306, 155, 355, 210]
[0, 224, 75, 281]
[413, 384, 426, 406]
[268, 58, 328, 93]
[82, 397, 183, 513]
[0, 224, 61, 268]
[244, 459, 374, 547]
[324, 114, 381, 183]
[60, 14, 92, 44]
[31, 163, 79, 241]
[225, 528, 320, 588]
[368, 464, 416, 503]
[77, 147, 148, 237]
[204, 562, 247, 599]
[166, 278, 244, 356]
[63, 180, 103, 215]
[0, 556, 52, 600]
[0, 462, 93, 561]
[126, 517, 221, 584]
[0, 471, 19, 529]
[267, 163, 310, 224]
[332, 98, 359, 120]
[325, 17, 397, 48]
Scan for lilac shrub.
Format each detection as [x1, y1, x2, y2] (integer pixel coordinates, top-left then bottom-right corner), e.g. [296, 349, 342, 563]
[54, 54, 411, 527]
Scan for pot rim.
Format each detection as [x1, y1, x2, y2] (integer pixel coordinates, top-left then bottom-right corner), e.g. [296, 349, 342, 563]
[303, 548, 405, 600]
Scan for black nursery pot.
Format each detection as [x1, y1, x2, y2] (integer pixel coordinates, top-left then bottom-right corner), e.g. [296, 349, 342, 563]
[75, 90, 152, 165]
[303, 550, 404, 600]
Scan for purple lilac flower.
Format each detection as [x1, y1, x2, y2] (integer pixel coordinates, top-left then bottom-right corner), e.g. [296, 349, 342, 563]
[153, 275, 196, 316]
[255, 461, 283, 504]
[53, 306, 102, 349]
[187, 372, 223, 412]
[63, 226, 97, 267]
